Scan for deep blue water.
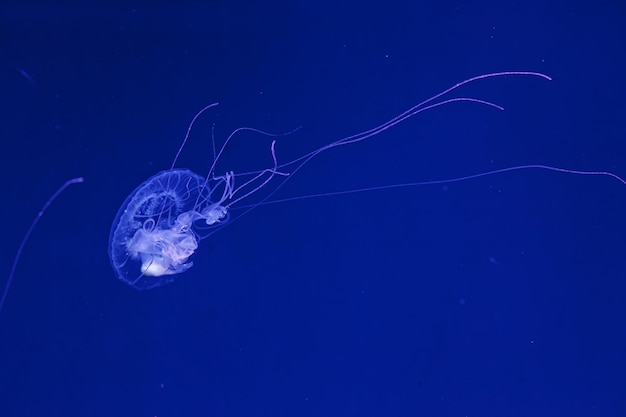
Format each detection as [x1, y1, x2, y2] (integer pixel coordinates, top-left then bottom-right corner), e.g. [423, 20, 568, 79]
[1, 1, 625, 416]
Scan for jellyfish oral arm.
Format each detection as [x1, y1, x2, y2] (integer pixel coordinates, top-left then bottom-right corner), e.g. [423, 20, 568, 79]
[127, 227, 198, 277]
[203, 205, 229, 226]
[201, 171, 234, 225]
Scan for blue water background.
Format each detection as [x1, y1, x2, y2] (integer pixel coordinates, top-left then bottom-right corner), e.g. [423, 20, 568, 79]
[1, 1, 625, 416]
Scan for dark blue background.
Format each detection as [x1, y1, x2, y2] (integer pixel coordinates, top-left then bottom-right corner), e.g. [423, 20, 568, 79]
[1, 1, 625, 416]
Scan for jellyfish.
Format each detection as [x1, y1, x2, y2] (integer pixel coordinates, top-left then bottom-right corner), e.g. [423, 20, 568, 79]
[109, 168, 238, 290]
[108, 71, 624, 290]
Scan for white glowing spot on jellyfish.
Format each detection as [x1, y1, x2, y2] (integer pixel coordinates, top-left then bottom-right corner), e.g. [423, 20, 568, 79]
[107, 71, 626, 291]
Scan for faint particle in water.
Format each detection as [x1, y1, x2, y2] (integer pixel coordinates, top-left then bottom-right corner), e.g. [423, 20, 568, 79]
[15, 66, 36, 88]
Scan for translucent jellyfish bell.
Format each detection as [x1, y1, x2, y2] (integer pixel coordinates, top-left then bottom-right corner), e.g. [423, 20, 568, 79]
[109, 169, 231, 290]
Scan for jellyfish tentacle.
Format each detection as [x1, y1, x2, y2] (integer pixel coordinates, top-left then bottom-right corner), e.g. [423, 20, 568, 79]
[1, 177, 84, 313]
[170, 102, 219, 170]
[227, 140, 289, 208]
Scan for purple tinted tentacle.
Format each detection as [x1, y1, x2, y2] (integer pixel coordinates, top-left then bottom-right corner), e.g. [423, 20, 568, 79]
[0, 177, 84, 314]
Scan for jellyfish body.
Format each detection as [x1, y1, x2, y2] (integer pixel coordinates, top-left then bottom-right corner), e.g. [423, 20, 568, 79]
[109, 71, 565, 290]
[109, 169, 230, 290]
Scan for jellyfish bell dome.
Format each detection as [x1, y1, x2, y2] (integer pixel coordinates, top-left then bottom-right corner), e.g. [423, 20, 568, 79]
[109, 168, 228, 290]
